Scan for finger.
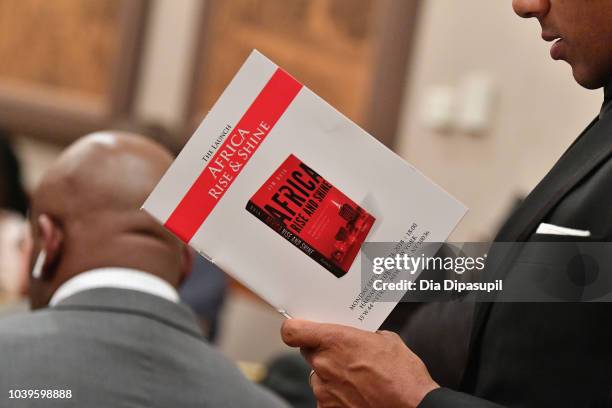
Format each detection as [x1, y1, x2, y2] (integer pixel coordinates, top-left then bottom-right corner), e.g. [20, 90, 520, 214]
[281, 319, 325, 348]
[300, 346, 315, 363]
[299, 347, 335, 381]
[300, 349, 334, 380]
[281, 319, 361, 348]
[311, 372, 342, 407]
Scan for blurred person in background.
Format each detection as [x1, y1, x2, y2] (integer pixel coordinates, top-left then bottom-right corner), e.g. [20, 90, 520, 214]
[282, 1, 612, 407]
[0, 131, 288, 407]
[0, 128, 29, 216]
[0, 210, 28, 305]
[0, 129, 29, 309]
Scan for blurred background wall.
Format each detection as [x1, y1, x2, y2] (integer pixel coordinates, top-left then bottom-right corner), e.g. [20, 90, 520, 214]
[0, 0, 604, 363]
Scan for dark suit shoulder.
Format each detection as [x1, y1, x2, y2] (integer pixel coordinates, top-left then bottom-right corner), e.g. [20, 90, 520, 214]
[0, 308, 62, 341]
[0, 304, 289, 407]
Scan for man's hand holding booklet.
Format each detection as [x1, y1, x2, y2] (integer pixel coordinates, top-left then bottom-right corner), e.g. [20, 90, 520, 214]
[143, 50, 466, 331]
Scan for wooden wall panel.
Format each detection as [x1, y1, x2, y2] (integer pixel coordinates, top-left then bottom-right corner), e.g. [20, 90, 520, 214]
[0, 0, 122, 101]
[190, 0, 377, 128]
[0, 0, 148, 144]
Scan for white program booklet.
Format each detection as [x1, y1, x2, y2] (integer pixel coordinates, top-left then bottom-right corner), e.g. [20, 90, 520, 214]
[143, 50, 467, 331]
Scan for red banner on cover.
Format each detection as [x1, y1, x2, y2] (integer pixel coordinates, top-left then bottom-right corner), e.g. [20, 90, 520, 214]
[165, 69, 302, 242]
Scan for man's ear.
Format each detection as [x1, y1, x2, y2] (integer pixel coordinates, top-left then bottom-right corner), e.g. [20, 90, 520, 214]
[36, 214, 63, 280]
[178, 245, 194, 287]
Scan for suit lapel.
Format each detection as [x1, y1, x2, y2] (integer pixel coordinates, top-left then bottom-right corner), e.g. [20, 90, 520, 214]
[492, 116, 601, 243]
[464, 114, 612, 388]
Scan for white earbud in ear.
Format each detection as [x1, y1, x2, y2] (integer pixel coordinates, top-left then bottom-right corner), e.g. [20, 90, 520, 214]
[31, 249, 46, 279]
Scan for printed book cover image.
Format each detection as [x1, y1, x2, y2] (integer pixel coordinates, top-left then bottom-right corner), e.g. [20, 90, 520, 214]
[142, 50, 467, 331]
[246, 154, 375, 278]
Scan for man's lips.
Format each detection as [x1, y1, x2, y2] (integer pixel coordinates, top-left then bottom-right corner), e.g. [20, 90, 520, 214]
[542, 32, 560, 42]
[542, 32, 565, 60]
[550, 39, 565, 60]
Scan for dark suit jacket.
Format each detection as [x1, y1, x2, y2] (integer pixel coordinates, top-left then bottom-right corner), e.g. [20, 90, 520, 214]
[0, 288, 288, 408]
[420, 110, 612, 407]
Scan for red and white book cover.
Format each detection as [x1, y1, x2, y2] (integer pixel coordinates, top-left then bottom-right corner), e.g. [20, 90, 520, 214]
[143, 50, 467, 331]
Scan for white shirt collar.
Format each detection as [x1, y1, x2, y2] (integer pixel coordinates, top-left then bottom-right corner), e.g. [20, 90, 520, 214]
[49, 267, 180, 307]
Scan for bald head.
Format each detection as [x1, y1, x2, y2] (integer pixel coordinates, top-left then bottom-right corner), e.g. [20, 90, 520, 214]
[28, 132, 190, 309]
[35, 132, 171, 217]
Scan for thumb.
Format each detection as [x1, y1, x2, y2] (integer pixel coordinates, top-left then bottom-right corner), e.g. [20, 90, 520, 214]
[281, 319, 325, 348]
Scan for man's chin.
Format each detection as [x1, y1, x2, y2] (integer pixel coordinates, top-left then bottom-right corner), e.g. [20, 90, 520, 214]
[571, 64, 607, 90]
